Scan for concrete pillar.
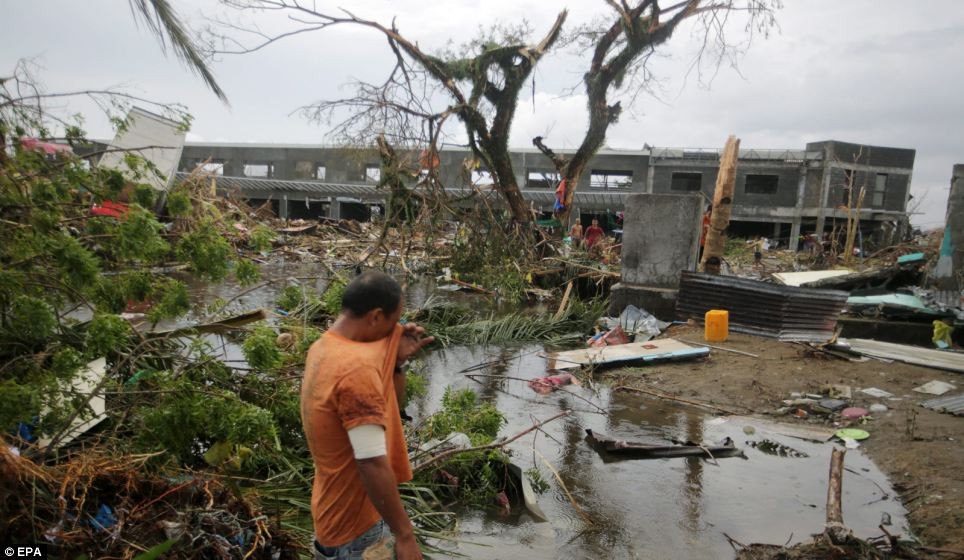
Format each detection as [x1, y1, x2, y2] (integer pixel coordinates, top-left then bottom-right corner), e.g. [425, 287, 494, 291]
[814, 163, 833, 235]
[790, 164, 807, 250]
[610, 193, 703, 319]
[772, 221, 782, 239]
[934, 164, 964, 291]
[328, 198, 342, 220]
[646, 164, 655, 194]
[789, 220, 801, 251]
[280, 193, 289, 220]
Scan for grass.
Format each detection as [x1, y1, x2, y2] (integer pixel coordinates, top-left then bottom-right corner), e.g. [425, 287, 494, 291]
[410, 296, 606, 347]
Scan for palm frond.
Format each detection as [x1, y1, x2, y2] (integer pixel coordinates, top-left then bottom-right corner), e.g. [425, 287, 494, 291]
[129, 0, 229, 103]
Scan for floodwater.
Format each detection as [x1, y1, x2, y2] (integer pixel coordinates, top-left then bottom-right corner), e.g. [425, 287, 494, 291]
[413, 345, 908, 559]
[164, 263, 908, 560]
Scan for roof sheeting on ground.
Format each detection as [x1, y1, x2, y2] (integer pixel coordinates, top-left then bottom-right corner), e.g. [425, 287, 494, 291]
[676, 272, 849, 342]
[772, 270, 854, 287]
[834, 338, 964, 374]
[920, 394, 964, 416]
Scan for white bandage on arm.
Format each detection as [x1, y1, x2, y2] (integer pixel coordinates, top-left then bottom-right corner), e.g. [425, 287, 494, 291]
[347, 424, 387, 460]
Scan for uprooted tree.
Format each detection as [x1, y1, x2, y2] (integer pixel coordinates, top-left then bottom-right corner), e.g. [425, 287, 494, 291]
[208, 0, 779, 227]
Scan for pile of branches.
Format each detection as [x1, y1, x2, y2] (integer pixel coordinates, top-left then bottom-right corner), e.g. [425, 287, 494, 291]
[0, 445, 301, 559]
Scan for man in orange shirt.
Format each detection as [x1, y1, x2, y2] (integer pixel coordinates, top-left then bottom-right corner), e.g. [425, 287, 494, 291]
[301, 271, 434, 559]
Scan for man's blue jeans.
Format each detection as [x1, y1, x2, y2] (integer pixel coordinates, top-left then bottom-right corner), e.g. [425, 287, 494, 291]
[313, 520, 391, 560]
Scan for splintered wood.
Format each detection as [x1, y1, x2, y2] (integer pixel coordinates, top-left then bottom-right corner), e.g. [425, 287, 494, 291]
[701, 135, 740, 272]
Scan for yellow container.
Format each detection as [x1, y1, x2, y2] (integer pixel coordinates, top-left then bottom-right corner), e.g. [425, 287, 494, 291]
[704, 310, 729, 342]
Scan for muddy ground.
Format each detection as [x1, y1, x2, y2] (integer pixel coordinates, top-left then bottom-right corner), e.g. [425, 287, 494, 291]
[608, 325, 963, 551]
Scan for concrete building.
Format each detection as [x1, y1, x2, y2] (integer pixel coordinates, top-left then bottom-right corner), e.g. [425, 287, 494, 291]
[175, 139, 915, 250]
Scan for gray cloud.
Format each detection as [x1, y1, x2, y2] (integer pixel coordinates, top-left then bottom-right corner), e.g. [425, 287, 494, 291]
[1, 0, 959, 226]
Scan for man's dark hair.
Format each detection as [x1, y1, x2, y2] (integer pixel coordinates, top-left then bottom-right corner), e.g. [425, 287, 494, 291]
[340, 271, 402, 316]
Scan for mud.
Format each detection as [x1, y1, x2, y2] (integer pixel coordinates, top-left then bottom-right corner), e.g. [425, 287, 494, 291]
[611, 325, 963, 551]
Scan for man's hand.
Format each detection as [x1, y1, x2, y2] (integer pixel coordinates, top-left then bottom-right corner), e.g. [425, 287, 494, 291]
[394, 531, 423, 560]
[397, 322, 434, 365]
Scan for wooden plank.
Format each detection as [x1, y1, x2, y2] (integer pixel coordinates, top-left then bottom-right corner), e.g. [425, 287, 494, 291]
[540, 338, 708, 367]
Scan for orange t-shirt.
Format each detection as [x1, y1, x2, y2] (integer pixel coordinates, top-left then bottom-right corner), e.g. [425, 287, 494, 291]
[300, 325, 413, 546]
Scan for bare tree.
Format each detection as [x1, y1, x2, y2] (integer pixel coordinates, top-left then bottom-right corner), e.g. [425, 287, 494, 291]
[534, 0, 779, 226]
[208, 1, 566, 224]
[207, 0, 778, 227]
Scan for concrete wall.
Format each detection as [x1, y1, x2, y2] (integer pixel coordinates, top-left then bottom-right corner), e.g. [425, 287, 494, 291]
[934, 164, 964, 290]
[620, 193, 703, 287]
[178, 140, 915, 231]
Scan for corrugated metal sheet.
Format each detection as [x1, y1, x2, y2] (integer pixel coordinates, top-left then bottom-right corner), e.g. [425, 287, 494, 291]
[920, 394, 964, 416]
[676, 272, 849, 342]
[834, 338, 964, 374]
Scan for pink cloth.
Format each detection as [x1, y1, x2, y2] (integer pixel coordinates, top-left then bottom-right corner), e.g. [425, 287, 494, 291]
[20, 137, 73, 155]
[528, 373, 578, 395]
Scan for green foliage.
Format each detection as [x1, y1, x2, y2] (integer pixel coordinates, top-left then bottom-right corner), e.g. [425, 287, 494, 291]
[321, 276, 347, 316]
[524, 467, 550, 494]
[242, 324, 282, 372]
[51, 234, 100, 293]
[412, 297, 605, 347]
[249, 224, 275, 252]
[6, 296, 57, 345]
[414, 387, 509, 507]
[405, 370, 428, 404]
[132, 183, 157, 208]
[234, 258, 260, 286]
[86, 314, 132, 357]
[132, 370, 279, 466]
[113, 206, 169, 263]
[176, 218, 232, 281]
[420, 387, 504, 446]
[295, 326, 322, 354]
[165, 187, 192, 217]
[0, 100, 248, 445]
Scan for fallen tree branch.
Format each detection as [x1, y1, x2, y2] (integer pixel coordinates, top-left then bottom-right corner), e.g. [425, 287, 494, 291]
[414, 410, 568, 473]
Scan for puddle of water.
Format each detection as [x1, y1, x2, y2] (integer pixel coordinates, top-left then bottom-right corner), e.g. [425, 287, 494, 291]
[413, 344, 908, 560]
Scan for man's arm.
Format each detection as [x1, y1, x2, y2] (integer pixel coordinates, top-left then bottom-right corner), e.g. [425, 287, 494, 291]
[356, 455, 422, 560]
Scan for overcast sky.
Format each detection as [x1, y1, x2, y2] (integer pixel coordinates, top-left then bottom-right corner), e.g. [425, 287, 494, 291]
[2, 0, 961, 228]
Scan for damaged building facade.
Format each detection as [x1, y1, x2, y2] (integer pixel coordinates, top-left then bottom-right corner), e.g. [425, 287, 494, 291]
[176, 139, 915, 250]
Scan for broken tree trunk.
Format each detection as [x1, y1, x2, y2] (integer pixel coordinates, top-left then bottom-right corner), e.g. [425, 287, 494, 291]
[825, 447, 852, 544]
[700, 136, 740, 273]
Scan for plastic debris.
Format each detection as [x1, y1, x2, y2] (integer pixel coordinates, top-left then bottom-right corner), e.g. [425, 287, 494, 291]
[818, 399, 848, 412]
[528, 373, 579, 394]
[597, 305, 669, 342]
[913, 380, 956, 396]
[88, 504, 117, 532]
[933, 320, 953, 349]
[588, 325, 630, 347]
[859, 387, 894, 399]
[841, 407, 869, 419]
